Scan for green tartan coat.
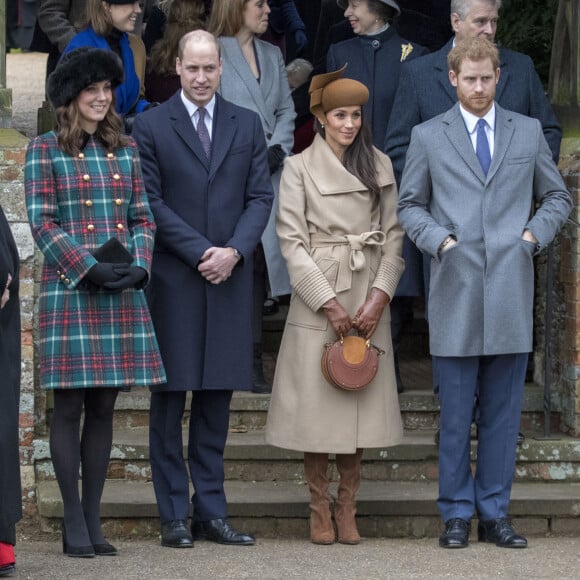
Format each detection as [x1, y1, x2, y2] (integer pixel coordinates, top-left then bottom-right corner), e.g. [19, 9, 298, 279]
[25, 132, 166, 389]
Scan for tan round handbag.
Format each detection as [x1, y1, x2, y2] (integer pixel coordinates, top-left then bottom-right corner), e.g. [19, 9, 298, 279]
[321, 335, 385, 391]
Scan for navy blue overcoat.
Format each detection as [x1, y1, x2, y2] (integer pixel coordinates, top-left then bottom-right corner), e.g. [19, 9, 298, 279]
[133, 93, 273, 392]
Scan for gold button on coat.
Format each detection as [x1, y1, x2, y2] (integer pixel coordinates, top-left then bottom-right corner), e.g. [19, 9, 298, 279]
[107, 152, 114, 159]
[87, 224, 95, 231]
[64, 278, 71, 284]
[78, 153, 85, 159]
[85, 200, 93, 207]
[115, 198, 123, 206]
[113, 174, 120, 180]
[83, 174, 90, 181]
[117, 224, 124, 230]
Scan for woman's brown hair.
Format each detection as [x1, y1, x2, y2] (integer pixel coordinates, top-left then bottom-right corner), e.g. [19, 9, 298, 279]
[314, 114, 380, 197]
[55, 93, 130, 156]
[149, 0, 206, 76]
[207, 0, 249, 37]
[82, 0, 115, 36]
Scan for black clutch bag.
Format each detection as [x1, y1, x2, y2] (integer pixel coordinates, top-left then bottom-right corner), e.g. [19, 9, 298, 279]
[92, 238, 133, 264]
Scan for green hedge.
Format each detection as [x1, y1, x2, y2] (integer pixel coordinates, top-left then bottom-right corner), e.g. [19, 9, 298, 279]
[496, 0, 559, 87]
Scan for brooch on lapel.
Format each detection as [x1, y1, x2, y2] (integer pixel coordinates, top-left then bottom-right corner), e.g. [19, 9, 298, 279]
[400, 43, 414, 62]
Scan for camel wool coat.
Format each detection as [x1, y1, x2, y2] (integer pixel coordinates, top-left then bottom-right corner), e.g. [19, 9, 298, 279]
[266, 135, 405, 454]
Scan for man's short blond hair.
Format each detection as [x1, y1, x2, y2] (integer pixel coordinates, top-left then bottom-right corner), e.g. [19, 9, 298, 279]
[178, 30, 221, 61]
[448, 37, 500, 74]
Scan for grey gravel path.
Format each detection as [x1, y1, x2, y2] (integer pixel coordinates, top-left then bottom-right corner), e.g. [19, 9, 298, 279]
[8, 537, 580, 579]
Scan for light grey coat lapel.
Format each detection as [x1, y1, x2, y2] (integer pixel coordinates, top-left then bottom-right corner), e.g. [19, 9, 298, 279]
[486, 105, 515, 183]
[219, 37, 272, 128]
[442, 103, 516, 186]
[442, 104, 487, 184]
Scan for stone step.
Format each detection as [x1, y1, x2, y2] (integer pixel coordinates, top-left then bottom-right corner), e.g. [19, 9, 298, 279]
[33, 427, 580, 483]
[78, 382, 557, 433]
[35, 479, 580, 538]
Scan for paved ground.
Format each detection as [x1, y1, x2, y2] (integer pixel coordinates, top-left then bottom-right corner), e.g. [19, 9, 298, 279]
[7, 51, 48, 138]
[8, 537, 580, 579]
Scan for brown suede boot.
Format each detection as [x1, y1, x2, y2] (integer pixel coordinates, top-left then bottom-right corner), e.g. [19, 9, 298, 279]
[303, 452, 335, 545]
[334, 449, 363, 544]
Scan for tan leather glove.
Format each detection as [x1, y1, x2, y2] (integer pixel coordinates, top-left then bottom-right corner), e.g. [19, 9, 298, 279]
[352, 288, 390, 339]
[321, 298, 352, 338]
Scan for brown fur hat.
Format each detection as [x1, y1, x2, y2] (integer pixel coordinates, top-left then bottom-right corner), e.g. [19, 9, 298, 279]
[47, 48, 124, 109]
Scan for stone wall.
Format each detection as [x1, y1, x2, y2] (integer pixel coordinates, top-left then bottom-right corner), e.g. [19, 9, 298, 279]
[0, 128, 38, 518]
[558, 150, 580, 435]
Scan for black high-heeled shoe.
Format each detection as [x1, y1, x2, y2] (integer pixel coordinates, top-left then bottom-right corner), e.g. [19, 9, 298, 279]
[61, 523, 95, 558]
[0, 563, 15, 577]
[92, 542, 118, 556]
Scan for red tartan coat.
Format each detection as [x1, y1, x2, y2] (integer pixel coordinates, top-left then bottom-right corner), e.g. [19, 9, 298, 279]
[25, 132, 166, 389]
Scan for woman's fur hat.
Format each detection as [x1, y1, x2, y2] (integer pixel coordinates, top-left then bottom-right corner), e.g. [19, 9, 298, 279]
[47, 48, 124, 109]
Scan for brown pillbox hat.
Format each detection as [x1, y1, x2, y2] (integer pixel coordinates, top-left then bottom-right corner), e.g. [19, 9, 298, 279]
[309, 65, 369, 121]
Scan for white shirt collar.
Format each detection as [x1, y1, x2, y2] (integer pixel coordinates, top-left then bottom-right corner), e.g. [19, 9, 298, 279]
[180, 91, 216, 121]
[459, 103, 496, 135]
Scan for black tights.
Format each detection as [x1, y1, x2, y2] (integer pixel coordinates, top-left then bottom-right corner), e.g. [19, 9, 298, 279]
[50, 388, 119, 548]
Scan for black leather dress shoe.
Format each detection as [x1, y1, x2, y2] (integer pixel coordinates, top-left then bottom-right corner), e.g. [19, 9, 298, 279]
[478, 518, 527, 548]
[192, 518, 255, 545]
[439, 518, 470, 548]
[161, 520, 193, 548]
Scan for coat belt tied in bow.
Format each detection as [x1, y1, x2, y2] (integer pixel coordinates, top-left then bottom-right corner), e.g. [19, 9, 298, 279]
[310, 231, 386, 292]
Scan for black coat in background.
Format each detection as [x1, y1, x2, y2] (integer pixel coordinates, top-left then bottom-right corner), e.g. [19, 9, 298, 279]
[0, 205, 21, 544]
[327, 27, 428, 149]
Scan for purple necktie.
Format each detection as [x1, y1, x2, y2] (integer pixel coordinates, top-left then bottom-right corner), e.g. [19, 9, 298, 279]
[476, 118, 491, 175]
[196, 107, 211, 159]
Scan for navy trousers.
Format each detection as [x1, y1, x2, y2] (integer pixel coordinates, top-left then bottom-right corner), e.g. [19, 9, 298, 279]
[433, 353, 527, 522]
[149, 390, 233, 524]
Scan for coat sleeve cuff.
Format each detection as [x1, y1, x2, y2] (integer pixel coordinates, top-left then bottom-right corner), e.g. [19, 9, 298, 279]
[372, 258, 405, 300]
[293, 268, 336, 312]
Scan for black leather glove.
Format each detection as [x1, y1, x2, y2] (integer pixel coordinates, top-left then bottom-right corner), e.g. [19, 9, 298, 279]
[103, 266, 147, 291]
[84, 262, 129, 286]
[293, 29, 308, 56]
[268, 144, 285, 175]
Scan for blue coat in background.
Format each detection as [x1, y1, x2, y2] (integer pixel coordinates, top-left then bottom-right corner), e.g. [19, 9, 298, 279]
[63, 27, 148, 116]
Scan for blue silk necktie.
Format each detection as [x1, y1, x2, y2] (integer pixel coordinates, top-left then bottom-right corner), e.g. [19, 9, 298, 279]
[476, 118, 491, 175]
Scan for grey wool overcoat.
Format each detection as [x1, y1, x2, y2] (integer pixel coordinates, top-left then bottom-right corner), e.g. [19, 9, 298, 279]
[217, 36, 296, 296]
[266, 135, 405, 454]
[397, 103, 571, 358]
